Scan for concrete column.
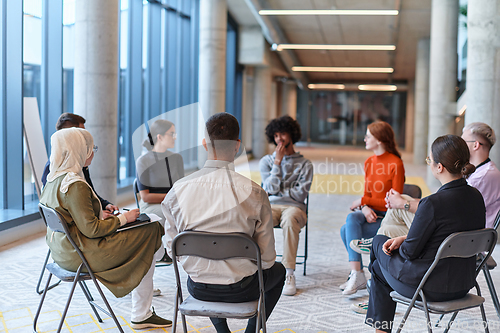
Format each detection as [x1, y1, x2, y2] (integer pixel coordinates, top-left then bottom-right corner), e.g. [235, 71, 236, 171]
[465, 0, 500, 165]
[241, 66, 254, 153]
[427, 0, 458, 186]
[413, 38, 430, 165]
[252, 66, 272, 159]
[198, 0, 227, 168]
[74, 0, 119, 203]
[405, 80, 415, 153]
[281, 81, 297, 118]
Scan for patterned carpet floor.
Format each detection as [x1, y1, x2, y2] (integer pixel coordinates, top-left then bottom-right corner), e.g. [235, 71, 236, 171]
[2, 192, 500, 332]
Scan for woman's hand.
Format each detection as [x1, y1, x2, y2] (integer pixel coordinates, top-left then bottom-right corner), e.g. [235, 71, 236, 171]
[123, 209, 141, 223]
[385, 189, 405, 209]
[382, 236, 406, 255]
[362, 206, 378, 223]
[350, 198, 362, 211]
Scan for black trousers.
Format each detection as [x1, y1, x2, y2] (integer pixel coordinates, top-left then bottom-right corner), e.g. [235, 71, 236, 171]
[365, 235, 468, 333]
[188, 262, 285, 331]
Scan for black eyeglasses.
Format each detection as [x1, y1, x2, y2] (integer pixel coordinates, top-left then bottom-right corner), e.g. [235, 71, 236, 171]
[426, 156, 432, 165]
[464, 140, 483, 145]
[93, 145, 98, 153]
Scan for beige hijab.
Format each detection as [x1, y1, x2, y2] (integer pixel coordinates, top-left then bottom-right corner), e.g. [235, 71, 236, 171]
[46, 128, 94, 194]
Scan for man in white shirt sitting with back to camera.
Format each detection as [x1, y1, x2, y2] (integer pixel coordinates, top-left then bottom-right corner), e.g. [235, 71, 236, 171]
[162, 113, 285, 333]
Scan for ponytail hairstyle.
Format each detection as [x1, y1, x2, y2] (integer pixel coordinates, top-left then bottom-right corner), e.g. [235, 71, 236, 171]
[431, 135, 476, 178]
[142, 119, 174, 151]
[367, 121, 401, 159]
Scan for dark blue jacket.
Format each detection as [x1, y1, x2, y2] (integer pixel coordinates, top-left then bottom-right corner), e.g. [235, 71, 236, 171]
[387, 178, 485, 293]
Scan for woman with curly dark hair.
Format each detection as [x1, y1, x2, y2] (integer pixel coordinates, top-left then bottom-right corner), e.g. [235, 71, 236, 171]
[339, 121, 405, 295]
[259, 115, 313, 296]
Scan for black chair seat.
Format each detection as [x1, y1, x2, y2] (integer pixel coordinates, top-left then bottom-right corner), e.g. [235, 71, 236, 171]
[180, 295, 258, 319]
[46, 263, 90, 282]
[391, 291, 485, 314]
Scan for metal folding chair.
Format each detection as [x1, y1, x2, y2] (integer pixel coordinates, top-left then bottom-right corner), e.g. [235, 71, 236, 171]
[480, 209, 500, 319]
[34, 203, 124, 333]
[35, 249, 61, 294]
[171, 231, 267, 333]
[403, 184, 422, 199]
[390, 228, 497, 333]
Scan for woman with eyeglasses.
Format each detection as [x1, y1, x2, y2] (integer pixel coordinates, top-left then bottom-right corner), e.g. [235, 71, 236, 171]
[40, 128, 172, 329]
[135, 119, 185, 264]
[339, 121, 405, 295]
[365, 135, 484, 332]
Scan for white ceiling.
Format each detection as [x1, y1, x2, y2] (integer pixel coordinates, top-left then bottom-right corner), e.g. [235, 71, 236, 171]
[231, 0, 432, 85]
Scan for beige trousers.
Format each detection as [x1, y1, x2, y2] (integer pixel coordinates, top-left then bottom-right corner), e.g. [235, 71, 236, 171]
[376, 195, 415, 238]
[271, 204, 307, 270]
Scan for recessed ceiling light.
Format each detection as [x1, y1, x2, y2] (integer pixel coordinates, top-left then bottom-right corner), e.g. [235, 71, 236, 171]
[358, 84, 397, 91]
[259, 9, 399, 16]
[275, 44, 396, 51]
[308, 84, 346, 90]
[292, 66, 394, 73]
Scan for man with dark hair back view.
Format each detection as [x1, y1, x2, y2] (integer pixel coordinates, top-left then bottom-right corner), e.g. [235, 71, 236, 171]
[259, 115, 313, 296]
[162, 113, 285, 333]
[41, 113, 118, 216]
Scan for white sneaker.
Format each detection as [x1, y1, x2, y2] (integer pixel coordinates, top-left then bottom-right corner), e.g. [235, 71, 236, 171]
[283, 274, 297, 296]
[342, 270, 367, 295]
[350, 238, 373, 254]
[339, 272, 353, 290]
[351, 301, 369, 314]
[153, 288, 161, 297]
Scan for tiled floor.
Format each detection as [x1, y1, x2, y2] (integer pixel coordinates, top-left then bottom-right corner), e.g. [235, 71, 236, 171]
[1, 146, 499, 332]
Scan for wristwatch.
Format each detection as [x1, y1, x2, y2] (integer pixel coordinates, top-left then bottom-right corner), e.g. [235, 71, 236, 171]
[404, 201, 410, 211]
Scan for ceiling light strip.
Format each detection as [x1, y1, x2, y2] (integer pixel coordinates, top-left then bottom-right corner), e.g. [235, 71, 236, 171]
[259, 9, 399, 16]
[308, 84, 345, 90]
[358, 84, 397, 91]
[276, 44, 396, 51]
[292, 66, 394, 73]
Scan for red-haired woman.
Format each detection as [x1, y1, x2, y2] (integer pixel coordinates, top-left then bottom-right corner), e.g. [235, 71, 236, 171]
[339, 121, 405, 295]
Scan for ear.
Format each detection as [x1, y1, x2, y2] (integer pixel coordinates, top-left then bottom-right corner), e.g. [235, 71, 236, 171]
[202, 138, 208, 152]
[235, 140, 241, 152]
[436, 162, 444, 173]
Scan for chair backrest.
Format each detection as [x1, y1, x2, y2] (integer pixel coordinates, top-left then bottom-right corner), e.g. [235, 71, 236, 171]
[133, 179, 140, 209]
[403, 184, 422, 199]
[38, 203, 94, 274]
[172, 231, 260, 262]
[493, 208, 500, 231]
[39, 203, 68, 234]
[419, 229, 497, 291]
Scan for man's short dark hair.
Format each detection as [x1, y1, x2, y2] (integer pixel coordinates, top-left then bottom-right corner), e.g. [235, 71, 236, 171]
[205, 113, 239, 141]
[265, 115, 302, 145]
[56, 113, 86, 130]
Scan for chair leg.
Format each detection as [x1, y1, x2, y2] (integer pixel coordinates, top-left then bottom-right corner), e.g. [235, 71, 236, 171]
[36, 249, 61, 295]
[57, 271, 82, 333]
[421, 295, 433, 333]
[78, 281, 103, 322]
[443, 311, 459, 333]
[479, 303, 490, 333]
[172, 289, 179, 333]
[483, 266, 500, 319]
[435, 313, 445, 327]
[33, 272, 53, 332]
[89, 278, 124, 333]
[395, 303, 414, 333]
[303, 221, 308, 276]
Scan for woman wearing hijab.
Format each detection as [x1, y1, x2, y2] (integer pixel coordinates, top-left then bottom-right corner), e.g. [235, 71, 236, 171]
[40, 128, 172, 329]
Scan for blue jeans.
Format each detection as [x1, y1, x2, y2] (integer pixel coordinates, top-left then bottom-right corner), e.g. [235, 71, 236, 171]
[340, 210, 385, 266]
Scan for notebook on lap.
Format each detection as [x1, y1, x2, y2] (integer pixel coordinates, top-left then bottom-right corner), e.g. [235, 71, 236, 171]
[116, 213, 161, 232]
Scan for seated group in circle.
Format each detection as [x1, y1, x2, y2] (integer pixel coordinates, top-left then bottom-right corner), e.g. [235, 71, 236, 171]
[39, 111, 498, 332]
[339, 121, 500, 332]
